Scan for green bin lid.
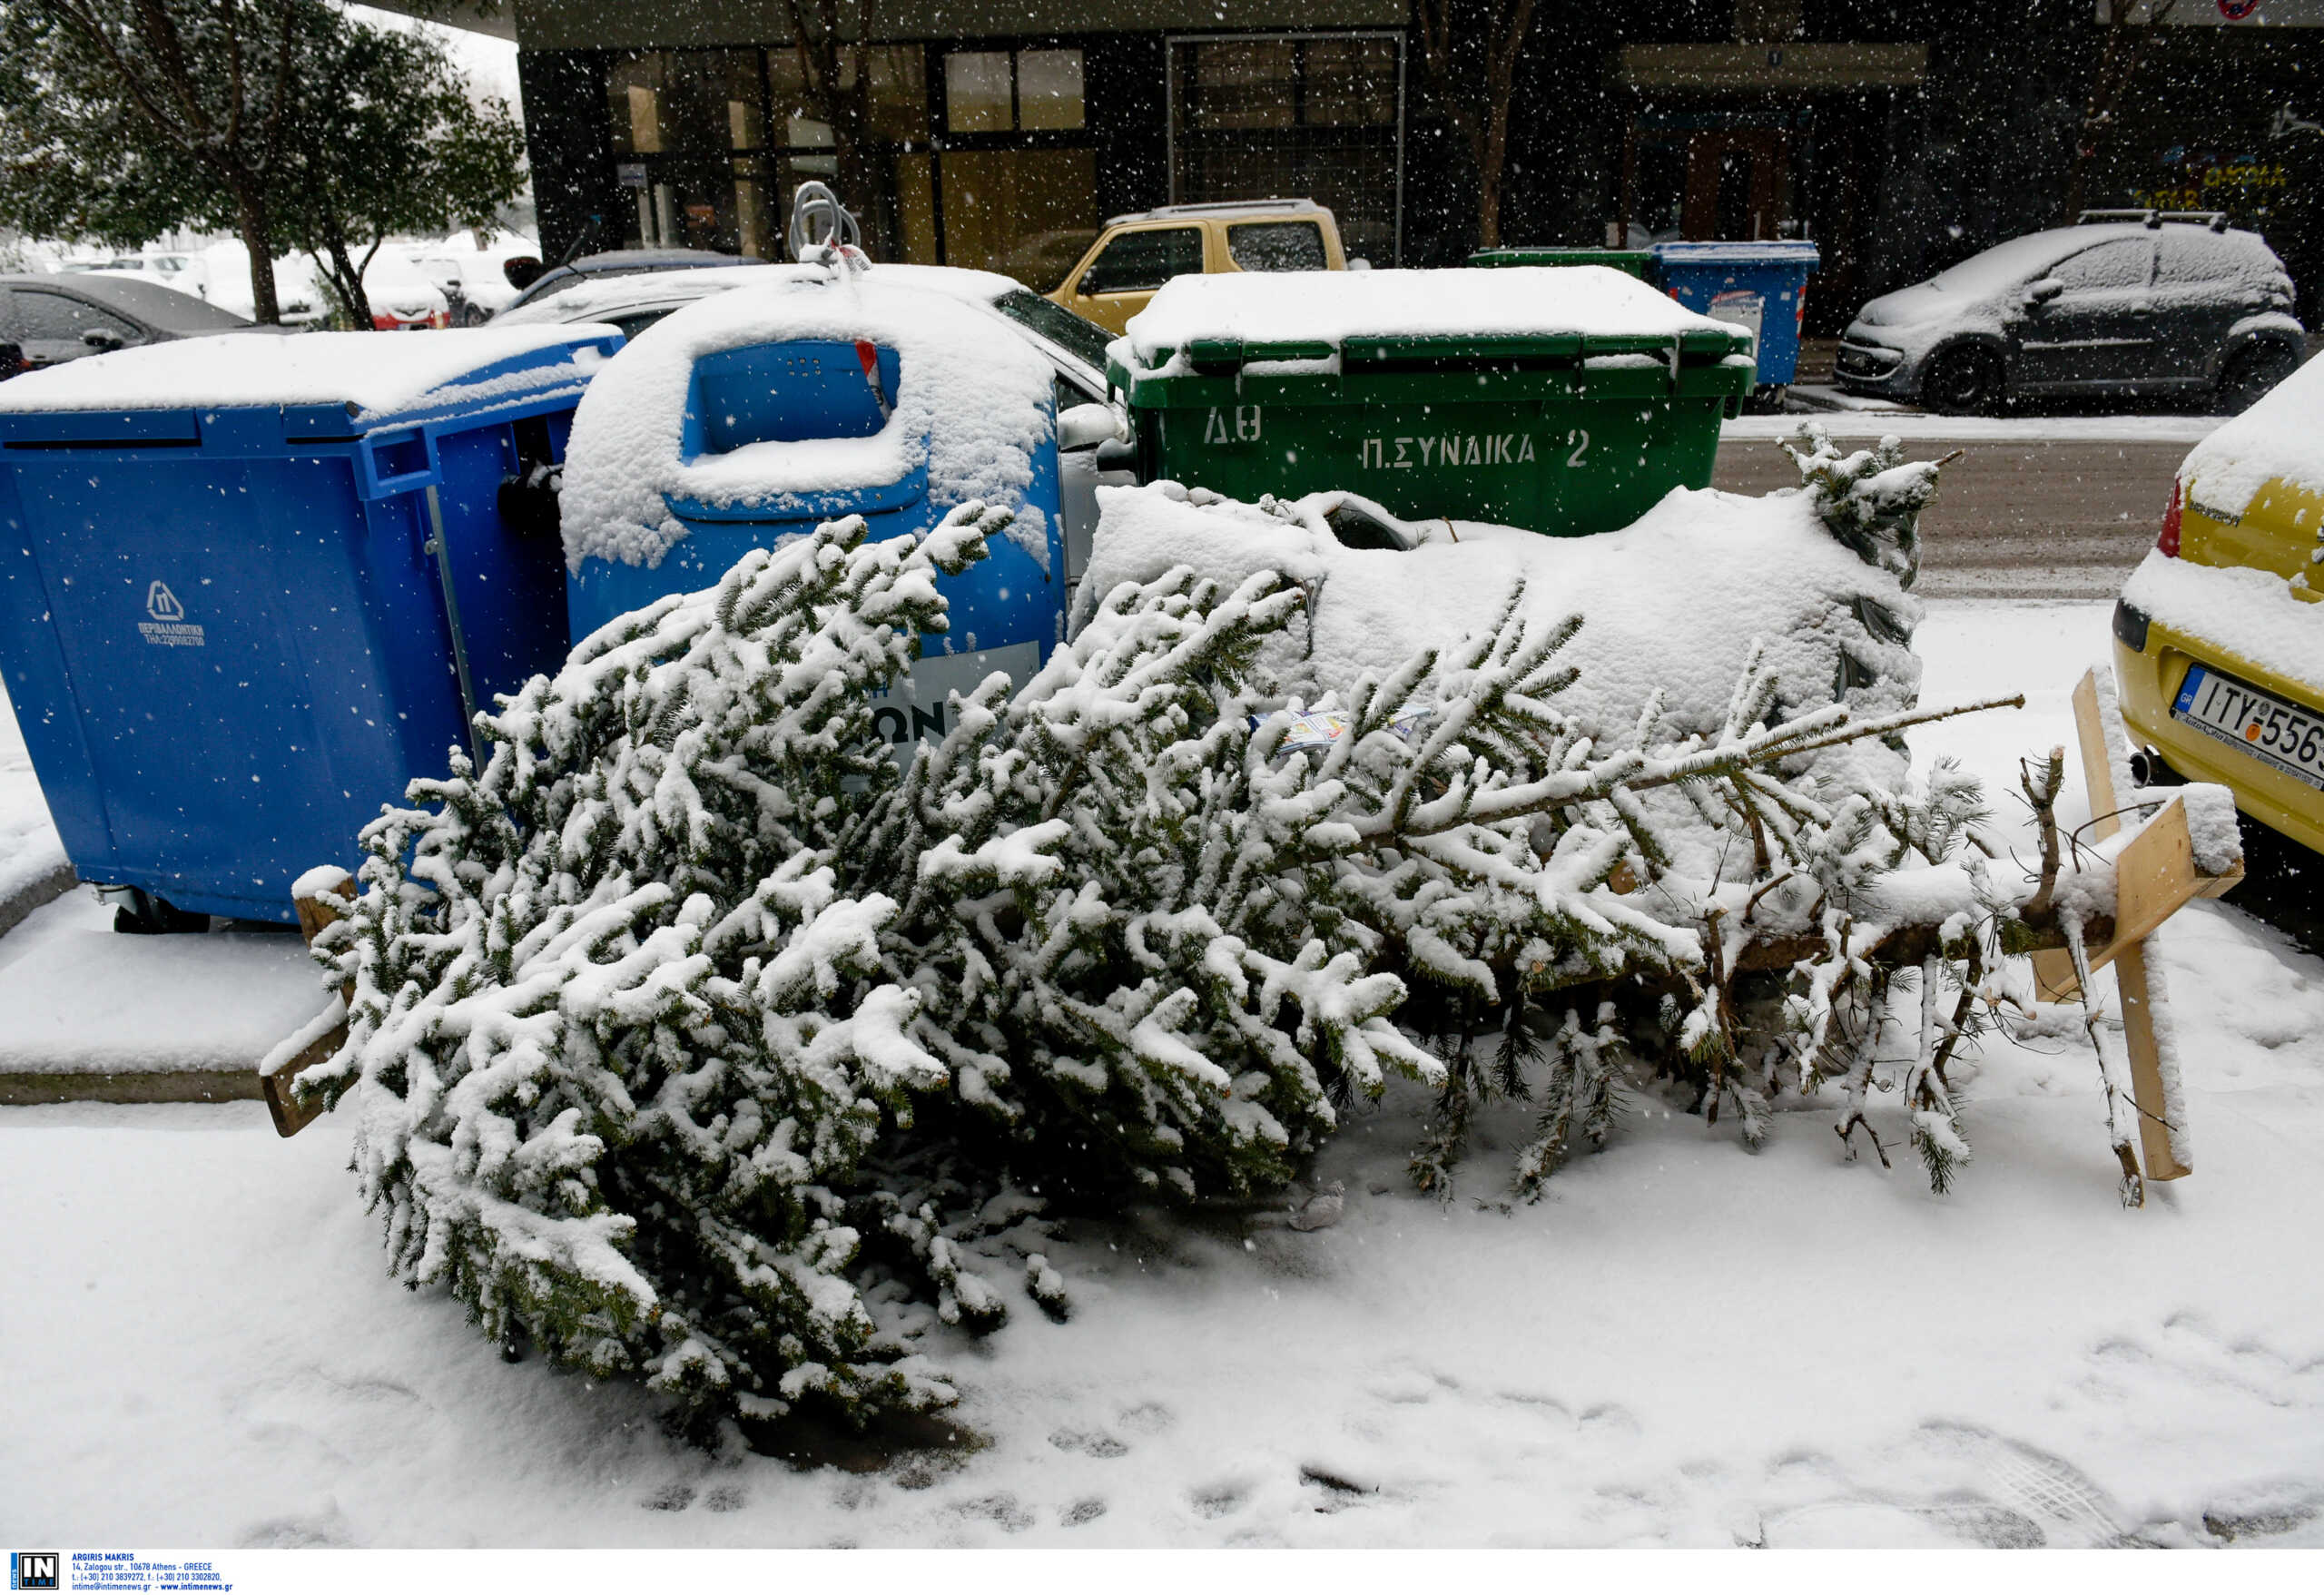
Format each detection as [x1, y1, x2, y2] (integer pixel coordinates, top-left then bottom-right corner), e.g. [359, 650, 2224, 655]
[1120, 267, 1747, 381]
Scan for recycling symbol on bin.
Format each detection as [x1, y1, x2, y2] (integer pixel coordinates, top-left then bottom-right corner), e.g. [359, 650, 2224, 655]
[146, 580, 185, 623]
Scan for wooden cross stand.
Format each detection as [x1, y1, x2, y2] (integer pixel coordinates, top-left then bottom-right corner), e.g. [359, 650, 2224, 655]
[2031, 668, 2243, 1190]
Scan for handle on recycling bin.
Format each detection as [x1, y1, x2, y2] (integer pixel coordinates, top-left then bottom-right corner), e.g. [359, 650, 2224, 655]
[356, 426, 441, 501]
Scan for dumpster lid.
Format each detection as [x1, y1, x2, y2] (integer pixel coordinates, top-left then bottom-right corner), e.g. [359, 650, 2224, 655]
[561, 270, 1056, 573]
[1468, 248, 1654, 268]
[1649, 241, 1823, 266]
[1120, 266, 1745, 371]
[0, 326, 622, 427]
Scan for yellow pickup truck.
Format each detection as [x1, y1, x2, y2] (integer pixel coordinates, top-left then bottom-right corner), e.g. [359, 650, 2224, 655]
[1045, 200, 1350, 335]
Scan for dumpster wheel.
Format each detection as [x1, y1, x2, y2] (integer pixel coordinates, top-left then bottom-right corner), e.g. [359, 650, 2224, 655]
[111, 888, 210, 936]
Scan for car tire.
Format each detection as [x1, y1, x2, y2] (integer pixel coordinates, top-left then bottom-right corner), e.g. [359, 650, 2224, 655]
[1918, 344, 2005, 415]
[2213, 341, 2299, 416]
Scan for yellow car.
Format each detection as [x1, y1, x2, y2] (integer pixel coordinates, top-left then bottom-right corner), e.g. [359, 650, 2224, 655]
[2113, 352, 2324, 858]
[1045, 200, 1350, 336]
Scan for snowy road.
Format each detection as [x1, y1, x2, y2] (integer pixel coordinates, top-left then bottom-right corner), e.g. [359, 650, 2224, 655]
[1717, 422, 2204, 602]
[5, 600, 2323, 1549]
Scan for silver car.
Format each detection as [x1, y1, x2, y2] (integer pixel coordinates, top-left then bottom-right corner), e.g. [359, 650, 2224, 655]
[1835, 213, 2302, 414]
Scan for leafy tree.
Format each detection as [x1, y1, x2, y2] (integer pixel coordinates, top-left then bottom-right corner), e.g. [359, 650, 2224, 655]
[276, 8, 525, 329]
[0, 1, 522, 327]
[0, 0, 310, 320]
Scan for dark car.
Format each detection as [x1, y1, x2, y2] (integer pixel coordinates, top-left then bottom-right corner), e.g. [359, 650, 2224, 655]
[498, 249, 766, 316]
[1835, 213, 2304, 414]
[0, 273, 271, 370]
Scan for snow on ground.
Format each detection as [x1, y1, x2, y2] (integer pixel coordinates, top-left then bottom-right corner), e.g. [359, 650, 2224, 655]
[0, 892, 323, 1076]
[0, 673, 68, 919]
[5, 601, 2324, 1549]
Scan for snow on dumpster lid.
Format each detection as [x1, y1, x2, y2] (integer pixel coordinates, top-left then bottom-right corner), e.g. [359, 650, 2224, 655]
[560, 268, 1055, 573]
[1650, 241, 1823, 266]
[1122, 266, 1731, 367]
[0, 326, 620, 419]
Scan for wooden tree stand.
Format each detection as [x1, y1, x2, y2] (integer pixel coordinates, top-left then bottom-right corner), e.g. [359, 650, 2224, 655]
[2031, 667, 2242, 1193]
[257, 869, 355, 1138]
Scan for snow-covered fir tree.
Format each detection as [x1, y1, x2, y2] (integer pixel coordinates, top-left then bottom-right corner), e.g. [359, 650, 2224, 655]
[306, 506, 1019, 1432]
[298, 439, 2151, 1426]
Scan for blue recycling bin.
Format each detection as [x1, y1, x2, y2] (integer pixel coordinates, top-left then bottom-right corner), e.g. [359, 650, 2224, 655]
[1649, 241, 1822, 391]
[562, 281, 1067, 754]
[0, 327, 623, 924]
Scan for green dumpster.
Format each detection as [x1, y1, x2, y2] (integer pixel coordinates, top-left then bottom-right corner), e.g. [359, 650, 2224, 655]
[1468, 247, 1654, 279]
[1112, 266, 1753, 535]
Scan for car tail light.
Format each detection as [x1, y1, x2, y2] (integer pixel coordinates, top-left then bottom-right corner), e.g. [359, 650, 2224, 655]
[2157, 480, 2183, 557]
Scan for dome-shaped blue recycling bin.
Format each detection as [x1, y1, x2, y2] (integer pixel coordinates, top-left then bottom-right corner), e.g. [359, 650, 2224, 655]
[560, 272, 1066, 753]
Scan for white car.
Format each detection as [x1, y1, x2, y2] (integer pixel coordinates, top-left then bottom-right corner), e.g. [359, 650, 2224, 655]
[409, 232, 544, 325]
[493, 260, 1130, 585]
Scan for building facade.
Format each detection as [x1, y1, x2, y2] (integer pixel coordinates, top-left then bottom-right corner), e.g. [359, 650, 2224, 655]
[417, 1, 2322, 329]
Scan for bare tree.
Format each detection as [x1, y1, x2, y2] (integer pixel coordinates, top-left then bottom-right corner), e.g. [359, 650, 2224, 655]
[2064, 0, 2179, 223]
[1413, 0, 1542, 250]
[780, 0, 897, 256]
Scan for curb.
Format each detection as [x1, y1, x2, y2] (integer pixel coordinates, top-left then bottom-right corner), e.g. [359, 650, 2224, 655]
[0, 1068, 263, 1107]
[0, 859, 75, 943]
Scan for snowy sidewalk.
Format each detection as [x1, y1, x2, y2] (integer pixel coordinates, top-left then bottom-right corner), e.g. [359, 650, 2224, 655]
[0, 677, 328, 1104]
[5, 599, 2323, 1547]
[0, 674, 73, 938]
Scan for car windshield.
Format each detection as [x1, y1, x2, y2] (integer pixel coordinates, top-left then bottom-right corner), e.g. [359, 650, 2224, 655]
[990, 290, 1113, 372]
[82, 276, 251, 333]
[1925, 231, 2088, 297]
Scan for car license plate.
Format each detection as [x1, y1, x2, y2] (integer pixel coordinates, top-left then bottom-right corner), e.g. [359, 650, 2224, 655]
[2171, 665, 2324, 791]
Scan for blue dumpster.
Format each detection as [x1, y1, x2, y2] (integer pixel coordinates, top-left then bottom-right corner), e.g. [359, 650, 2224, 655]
[1649, 241, 1822, 393]
[0, 327, 623, 925]
[560, 274, 1066, 754]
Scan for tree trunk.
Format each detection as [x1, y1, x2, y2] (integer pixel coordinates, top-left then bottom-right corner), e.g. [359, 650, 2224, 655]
[1478, 92, 1513, 248]
[325, 238, 374, 330]
[232, 185, 281, 324]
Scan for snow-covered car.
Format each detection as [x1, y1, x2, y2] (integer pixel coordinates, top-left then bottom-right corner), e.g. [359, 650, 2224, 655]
[497, 248, 763, 316]
[197, 243, 328, 325]
[2113, 350, 2324, 861]
[408, 232, 543, 326]
[0, 274, 279, 370]
[356, 252, 452, 330]
[1835, 214, 2303, 414]
[498, 261, 1112, 399]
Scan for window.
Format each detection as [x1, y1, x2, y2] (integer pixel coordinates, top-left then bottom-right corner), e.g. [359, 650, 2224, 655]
[606, 52, 765, 158]
[1228, 221, 1326, 271]
[946, 52, 1013, 133]
[1017, 51, 1086, 131]
[2053, 241, 2152, 292]
[1077, 228, 1204, 297]
[2156, 234, 2245, 288]
[1170, 35, 1403, 267]
[945, 48, 1085, 133]
[939, 149, 1098, 278]
[15, 290, 140, 343]
[991, 289, 1115, 371]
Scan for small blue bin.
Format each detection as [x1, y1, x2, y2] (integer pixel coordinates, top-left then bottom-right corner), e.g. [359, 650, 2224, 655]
[1649, 241, 1822, 391]
[564, 294, 1067, 756]
[0, 328, 622, 922]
